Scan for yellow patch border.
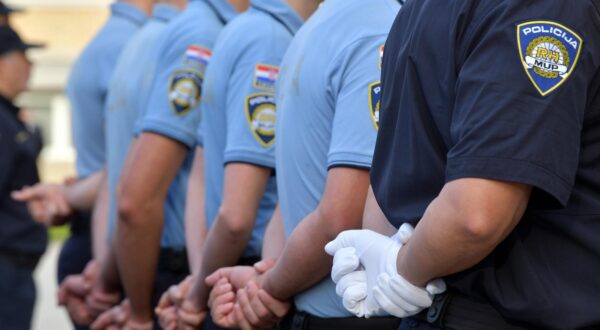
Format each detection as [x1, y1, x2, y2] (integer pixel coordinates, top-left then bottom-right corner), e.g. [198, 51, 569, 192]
[245, 93, 276, 148]
[368, 81, 381, 130]
[168, 69, 204, 116]
[516, 20, 583, 97]
[252, 64, 279, 92]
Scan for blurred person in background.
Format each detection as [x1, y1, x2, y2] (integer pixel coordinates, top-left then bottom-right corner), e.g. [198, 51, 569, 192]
[0, 1, 20, 26]
[0, 2, 44, 156]
[0, 25, 46, 330]
[12, 1, 151, 329]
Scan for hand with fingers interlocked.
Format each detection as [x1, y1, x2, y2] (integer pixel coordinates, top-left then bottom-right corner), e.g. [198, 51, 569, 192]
[325, 223, 446, 318]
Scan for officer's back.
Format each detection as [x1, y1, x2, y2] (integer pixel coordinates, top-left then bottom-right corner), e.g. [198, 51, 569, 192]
[373, 0, 600, 328]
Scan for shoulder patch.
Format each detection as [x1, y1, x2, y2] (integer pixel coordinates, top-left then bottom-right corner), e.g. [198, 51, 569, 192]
[245, 93, 276, 147]
[517, 21, 582, 96]
[184, 45, 212, 73]
[169, 70, 204, 115]
[369, 82, 381, 130]
[253, 64, 279, 91]
[379, 44, 385, 70]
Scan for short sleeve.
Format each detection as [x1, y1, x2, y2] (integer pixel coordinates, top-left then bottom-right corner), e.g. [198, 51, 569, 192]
[223, 26, 289, 169]
[135, 36, 213, 148]
[327, 37, 384, 169]
[446, 14, 594, 206]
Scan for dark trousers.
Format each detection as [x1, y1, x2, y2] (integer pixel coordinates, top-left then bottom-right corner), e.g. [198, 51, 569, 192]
[150, 248, 192, 330]
[278, 310, 401, 330]
[57, 212, 93, 330]
[399, 318, 442, 330]
[0, 259, 36, 330]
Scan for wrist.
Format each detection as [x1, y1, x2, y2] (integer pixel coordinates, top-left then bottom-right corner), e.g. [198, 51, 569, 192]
[395, 244, 428, 288]
[127, 316, 153, 330]
[185, 281, 207, 311]
[259, 271, 281, 300]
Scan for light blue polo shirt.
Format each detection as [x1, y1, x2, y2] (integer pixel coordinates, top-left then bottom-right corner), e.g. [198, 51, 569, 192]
[67, 2, 147, 178]
[105, 4, 181, 246]
[107, 0, 236, 248]
[198, 0, 302, 258]
[275, 0, 400, 318]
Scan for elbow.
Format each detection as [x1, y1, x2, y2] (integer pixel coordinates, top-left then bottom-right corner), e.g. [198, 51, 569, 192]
[216, 207, 254, 239]
[117, 191, 146, 228]
[455, 213, 503, 245]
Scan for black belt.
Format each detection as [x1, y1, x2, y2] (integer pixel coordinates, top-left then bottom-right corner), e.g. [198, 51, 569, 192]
[414, 291, 530, 330]
[237, 256, 261, 266]
[279, 310, 401, 330]
[0, 249, 40, 270]
[157, 248, 189, 274]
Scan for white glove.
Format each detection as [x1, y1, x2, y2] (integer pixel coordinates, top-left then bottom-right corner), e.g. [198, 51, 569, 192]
[337, 270, 369, 317]
[326, 229, 402, 298]
[326, 225, 446, 318]
[390, 222, 415, 245]
[328, 224, 415, 317]
[370, 272, 446, 318]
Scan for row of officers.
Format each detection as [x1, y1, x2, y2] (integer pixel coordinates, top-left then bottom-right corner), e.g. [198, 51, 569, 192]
[2, 0, 600, 329]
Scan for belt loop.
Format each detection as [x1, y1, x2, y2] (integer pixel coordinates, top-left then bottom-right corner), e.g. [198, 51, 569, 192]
[292, 311, 307, 330]
[427, 292, 453, 327]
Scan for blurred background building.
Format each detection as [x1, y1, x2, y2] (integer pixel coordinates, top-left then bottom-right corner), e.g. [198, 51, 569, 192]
[6, 1, 111, 328]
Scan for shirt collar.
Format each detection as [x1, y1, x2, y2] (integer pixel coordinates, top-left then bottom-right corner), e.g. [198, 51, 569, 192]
[111, 2, 148, 26]
[202, 0, 237, 23]
[0, 93, 19, 117]
[152, 3, 180, 22]
[250, 0, 304, 35]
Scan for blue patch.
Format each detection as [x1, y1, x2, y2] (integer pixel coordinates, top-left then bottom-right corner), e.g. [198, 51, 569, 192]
[517, 21, 582, 96]
[169, 70, 203, 115]
[245, 94, 276, 147]
[369, 82, 381, 130]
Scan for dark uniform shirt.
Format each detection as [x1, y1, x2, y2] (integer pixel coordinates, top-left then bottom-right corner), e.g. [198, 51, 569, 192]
[371, 0, 600, 328]
[0, 95, 46, 257]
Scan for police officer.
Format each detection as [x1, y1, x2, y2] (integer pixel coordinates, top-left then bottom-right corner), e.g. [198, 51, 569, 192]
[204, 0, 402, 329]
[171, 0, 319, 328]
[326, 0, 600, 329]
[78, 2, 184, 329]
[43, 1, 151, 328]
[100, 0, 241, 328]
[0, 25, 46, 330]
[0, 1, 20, 26]
[12, 0, 151, 327]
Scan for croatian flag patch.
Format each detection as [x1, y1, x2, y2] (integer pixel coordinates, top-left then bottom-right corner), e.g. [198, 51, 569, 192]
[253, 64, 279, 91]
[185, 45, 212, 68]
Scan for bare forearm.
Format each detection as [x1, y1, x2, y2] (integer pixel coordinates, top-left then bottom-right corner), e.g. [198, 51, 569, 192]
[115, 205, 163, 320]
[397, 179, 531, 287]
[65, 169, 104, 210]
[97, 244, 121, 292]
[362, 185, 396, 235]
[261, 205, 285, 261]
[91, 178, 109, 259]
[263, 168, 369, 300]
[185, 187, 206, 275]
[185, 147, 206, 274]
[262, 211, 333, 300]
[191, 217, 254, 308]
